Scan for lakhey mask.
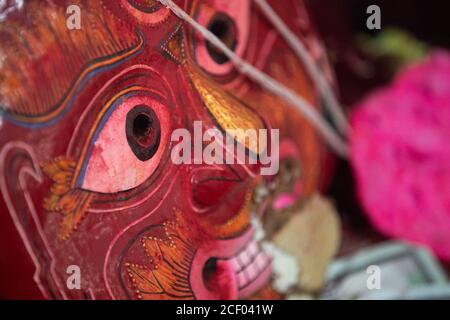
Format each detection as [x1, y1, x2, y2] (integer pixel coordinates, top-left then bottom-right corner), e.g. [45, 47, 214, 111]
[0, 0, 333, 299]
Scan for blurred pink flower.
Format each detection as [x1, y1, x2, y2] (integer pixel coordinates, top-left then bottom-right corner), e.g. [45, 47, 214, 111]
[350, 51, 450, 260]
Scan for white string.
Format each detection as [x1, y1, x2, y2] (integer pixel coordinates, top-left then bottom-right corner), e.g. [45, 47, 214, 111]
[157, 0, 349, 158]
[253, 0, 350, 136]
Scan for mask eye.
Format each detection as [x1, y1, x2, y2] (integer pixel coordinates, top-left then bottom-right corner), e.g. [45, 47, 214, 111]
[76, 91, 170, 194]
[205, 13, 237, 65]
[193, 0, 250, 75]
[126, 105, 161, 161]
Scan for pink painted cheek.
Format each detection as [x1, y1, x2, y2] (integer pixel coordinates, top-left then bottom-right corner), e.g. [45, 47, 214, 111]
[271, 140, 304, 210]
[272, 193, 297, 210]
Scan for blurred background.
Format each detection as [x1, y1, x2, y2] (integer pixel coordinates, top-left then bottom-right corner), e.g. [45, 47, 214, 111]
[303, 0, 450, 298]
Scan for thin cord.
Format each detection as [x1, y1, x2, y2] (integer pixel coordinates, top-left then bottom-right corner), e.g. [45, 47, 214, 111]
[157, 0, 349, 158]
[253, 0, 350, 137]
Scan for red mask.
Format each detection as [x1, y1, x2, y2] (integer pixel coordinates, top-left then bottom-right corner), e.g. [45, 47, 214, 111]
[0, 0, 331, 299]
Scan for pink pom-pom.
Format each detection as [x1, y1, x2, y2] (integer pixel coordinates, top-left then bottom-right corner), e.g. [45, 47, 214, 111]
[350, 51, 450, 260]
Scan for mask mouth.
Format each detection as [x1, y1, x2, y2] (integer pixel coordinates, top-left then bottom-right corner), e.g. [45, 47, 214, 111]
[215, 239, 272, 293]
[191, 227, 272, 300]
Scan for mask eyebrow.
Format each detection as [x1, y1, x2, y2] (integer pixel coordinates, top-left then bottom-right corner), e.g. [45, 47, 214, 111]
[0, 1, 145, 128]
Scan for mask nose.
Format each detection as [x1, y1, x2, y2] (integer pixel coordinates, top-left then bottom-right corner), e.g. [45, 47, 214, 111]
[186, 63, 273, 178]
[189, 163, 254, 238]
[183, 64, 274, 237]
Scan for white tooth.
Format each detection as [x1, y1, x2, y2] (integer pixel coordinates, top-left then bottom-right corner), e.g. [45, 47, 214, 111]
[248, 241, 259, 257]
[255, 253, 267, 271]
[237, 271, 247, 287]
[246, 263, 259, 282]
[230, 257, 241, 271]
[239, 250, 251, 266]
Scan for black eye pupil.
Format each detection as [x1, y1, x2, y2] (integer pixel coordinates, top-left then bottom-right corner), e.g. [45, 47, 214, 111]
[126, 105, 161, 161]
[206, 13, 237, 64]
[133, 113, 152, 144]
